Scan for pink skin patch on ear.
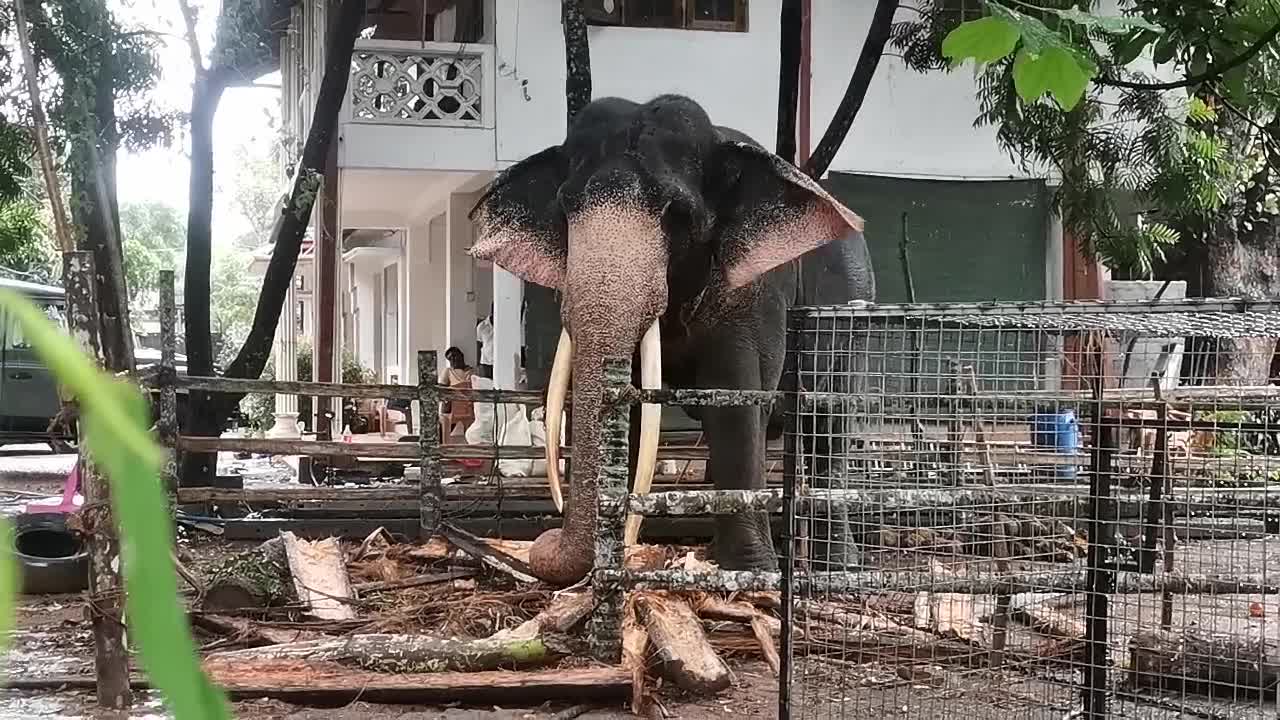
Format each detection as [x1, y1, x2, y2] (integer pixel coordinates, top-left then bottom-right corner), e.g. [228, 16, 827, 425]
[468, 223, 567, 290]
[720, 147, 866, 291]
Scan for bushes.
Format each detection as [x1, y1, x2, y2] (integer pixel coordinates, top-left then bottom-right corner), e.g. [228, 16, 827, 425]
[242, 341, 375, 432]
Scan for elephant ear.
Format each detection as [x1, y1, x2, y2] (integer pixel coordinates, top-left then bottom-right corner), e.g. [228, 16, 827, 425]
[469, 146, 569, 289]
[706, 142, 864, 291]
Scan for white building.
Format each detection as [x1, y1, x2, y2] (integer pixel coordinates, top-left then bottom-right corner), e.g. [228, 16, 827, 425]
[267, 0, 1138, 434]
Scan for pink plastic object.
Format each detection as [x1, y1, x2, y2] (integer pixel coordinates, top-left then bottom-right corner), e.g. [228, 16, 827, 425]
[26, 464, 82, 515]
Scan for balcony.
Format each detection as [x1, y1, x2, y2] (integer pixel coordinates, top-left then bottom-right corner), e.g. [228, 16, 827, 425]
[339, 40, 497, 172]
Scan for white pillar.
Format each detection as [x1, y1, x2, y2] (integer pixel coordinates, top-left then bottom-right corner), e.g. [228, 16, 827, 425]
[445, 192, 478, 362]
[266, 274, 301, 437]
[493, 267, 523, 390]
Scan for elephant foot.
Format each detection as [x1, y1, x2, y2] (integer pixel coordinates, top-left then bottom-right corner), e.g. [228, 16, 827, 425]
[807, 513, 865, 570]
[712, 512, 779, 573]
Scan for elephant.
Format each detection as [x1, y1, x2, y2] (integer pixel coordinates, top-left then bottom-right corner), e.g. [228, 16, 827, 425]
[468, 94, 875, 586]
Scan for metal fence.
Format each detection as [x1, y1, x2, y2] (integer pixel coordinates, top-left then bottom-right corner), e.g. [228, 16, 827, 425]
[782, 299, 1280, 720]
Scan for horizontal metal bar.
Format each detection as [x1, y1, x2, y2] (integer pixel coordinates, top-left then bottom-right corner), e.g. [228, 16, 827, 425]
[617, 489, 782, 516]
[609, 568, 1280, 595]
[606, 387, 781, 406]
[791, 297, 1280, 319]
[173, 436, 778, 462]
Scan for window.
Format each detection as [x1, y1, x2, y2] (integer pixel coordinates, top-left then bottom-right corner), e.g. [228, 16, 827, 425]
[4, 300, 65, 351]
[937, 0, 983, 25]
[584, 0, 748, 32]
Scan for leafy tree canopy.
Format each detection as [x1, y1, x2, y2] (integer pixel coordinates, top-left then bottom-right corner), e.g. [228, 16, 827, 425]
[899, 0, 1280, 279]
[120, 201, 185, 300]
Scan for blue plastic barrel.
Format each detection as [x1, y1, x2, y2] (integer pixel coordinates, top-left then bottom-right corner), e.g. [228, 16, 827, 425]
[1029, 409, 1080, 481]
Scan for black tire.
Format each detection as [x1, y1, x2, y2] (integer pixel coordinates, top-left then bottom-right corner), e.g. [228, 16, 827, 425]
[12, 512, 89, 595]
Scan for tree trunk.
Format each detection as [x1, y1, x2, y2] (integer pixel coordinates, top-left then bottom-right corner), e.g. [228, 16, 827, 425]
[803, 0, 897, 180]
[775, 0, 802, 164]
[562, 1, 592, 124]
[179, 0, 366, 486]
[1199, 221, 1280, 384]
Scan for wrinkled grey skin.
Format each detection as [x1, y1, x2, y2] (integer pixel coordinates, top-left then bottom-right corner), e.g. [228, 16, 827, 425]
[469, 94, 875, 586]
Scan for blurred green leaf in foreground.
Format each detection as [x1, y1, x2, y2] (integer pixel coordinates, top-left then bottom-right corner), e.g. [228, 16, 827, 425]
[0, 288, 230, 720]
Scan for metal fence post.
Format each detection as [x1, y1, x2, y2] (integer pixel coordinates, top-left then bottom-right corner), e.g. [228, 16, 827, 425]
[779, 311, 801, 720]
[1084, 342, 1116, 720]
[588, 358, 632, 663]
[158, 270, 178, 493]
[418, 351, 441, 536]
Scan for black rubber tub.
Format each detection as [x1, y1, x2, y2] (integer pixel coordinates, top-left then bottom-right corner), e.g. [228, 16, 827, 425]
[12, 512, 89, 594]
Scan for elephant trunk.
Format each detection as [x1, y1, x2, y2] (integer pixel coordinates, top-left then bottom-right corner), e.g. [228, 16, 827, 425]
[528, 201, 667, 586]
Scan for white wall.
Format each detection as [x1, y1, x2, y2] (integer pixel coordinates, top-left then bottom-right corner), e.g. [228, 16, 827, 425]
[493, 0, 781, 163]
[337, 0, 1168, 181]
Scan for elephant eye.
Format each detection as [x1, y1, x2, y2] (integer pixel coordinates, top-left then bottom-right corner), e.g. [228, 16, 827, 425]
[662, 199, 702, 241]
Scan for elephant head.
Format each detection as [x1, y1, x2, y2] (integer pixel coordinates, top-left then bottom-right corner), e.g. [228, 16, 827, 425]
[468, 94, 863, 586]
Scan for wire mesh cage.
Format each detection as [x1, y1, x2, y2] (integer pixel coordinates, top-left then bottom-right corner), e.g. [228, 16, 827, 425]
[783, 299, 1280, 720]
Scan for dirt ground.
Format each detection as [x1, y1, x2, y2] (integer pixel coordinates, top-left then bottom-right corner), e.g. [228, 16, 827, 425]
[4, 466, 1280, 720]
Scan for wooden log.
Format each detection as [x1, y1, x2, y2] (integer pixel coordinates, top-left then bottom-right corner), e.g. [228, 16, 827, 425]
[202, 537, 295, 613]
[544, 592, 598, 631]
[635, 592, 731, 695]
[280, 532, 356, 621]
[205, 632, 576, 673]
[1008, 596, 1085, 641]
[690, 594, 781, 675]
[621, 599, 650, 715]
[1129, 628, 1280, 696]
[797, 601, 982, 664]
[5, 665, 633, 705]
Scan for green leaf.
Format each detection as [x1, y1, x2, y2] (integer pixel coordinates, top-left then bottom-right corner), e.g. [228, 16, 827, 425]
[1012, 46, 1095, 111]
[1042, 7, 1163, 35]
[1113, 29, 1160, 66]
[1186, 96, 1216, 123]
[0, 519, 16, 659]
[987, 2, 1063, 55]
[941, 16, 1022, 65]
[1152, 35, 1178, 65]
[0, 289, 230, 720]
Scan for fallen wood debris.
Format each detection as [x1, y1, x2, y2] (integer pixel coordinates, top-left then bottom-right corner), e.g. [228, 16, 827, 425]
[205, 631, 577, 673]
[691, 593, 780, 675]
[622, 599, 650, 714]
[1008, 595, 1085, 642]
[636, 592, 731, 695]
[200, 659, 632, 705]
[352, 569, 474, 595]
[1128, 628, 1280, 696]
[202, 537, 294, 613]
[190, 613, 332, 648]
[281, 531, 357, 620]
[440, 521, 539, 583]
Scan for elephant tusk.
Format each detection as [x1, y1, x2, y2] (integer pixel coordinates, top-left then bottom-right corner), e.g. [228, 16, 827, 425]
[624, 319, 662, 547]
[546, 328, 572, 513]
